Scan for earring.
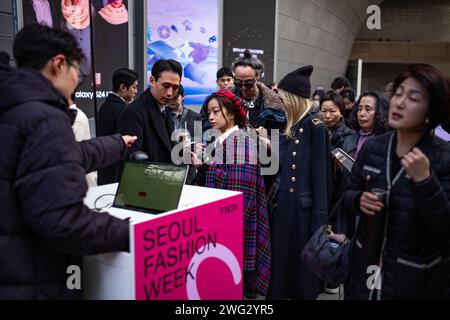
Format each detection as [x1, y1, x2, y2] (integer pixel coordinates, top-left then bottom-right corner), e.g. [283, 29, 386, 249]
[425, 118, 430, 124]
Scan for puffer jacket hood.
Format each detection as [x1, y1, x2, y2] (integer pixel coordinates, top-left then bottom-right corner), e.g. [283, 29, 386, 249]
[0, 65, 69, 117]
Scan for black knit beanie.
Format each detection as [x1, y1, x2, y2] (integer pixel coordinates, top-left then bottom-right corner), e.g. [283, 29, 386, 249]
[278, 65, 313, 98]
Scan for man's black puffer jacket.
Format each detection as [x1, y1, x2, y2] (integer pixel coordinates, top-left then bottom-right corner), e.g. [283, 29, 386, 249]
[0, 65, 129, 299]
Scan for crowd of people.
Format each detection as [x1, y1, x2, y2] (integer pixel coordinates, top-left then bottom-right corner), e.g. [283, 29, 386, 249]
[1, 24, 450, 300]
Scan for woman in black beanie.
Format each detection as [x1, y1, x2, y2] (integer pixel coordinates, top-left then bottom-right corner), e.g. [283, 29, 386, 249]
[267, 65, 332, 300]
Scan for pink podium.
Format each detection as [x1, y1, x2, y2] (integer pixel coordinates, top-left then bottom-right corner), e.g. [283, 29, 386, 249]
[83, 183, 243, 300]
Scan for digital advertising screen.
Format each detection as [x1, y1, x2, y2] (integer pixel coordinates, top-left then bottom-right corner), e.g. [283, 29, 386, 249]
[223, 0, 276, 83]
[146, 0, 219, 106]
[21, 0, 129, 119]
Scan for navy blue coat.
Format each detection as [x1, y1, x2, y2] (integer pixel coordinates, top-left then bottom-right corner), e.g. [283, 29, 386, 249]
[267, 111, 332, 299]
[0, 66, 129, 299]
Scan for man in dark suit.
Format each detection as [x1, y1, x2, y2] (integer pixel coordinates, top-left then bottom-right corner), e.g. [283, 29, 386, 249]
[168, 84, 201, 184]
[97, 68, 138, 184]
[117, 59, 182, 174]
[167, 84, 202, 139]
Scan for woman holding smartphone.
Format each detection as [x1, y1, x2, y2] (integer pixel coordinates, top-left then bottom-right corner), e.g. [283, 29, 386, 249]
[192, 89, 271, 299]
[343, 64, 450, 299]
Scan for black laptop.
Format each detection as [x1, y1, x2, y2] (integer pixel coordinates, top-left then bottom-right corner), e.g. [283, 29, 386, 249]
[113, 161, 188, 214]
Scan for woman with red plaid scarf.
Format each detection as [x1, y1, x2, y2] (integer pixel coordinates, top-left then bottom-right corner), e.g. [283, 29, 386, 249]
[192, 89, 271, 299]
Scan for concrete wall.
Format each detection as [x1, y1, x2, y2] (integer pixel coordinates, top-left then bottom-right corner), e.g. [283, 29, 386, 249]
[275, 0, 379, 91]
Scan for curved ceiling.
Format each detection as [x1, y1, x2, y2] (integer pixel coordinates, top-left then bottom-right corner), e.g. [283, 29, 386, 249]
[356, 0, 450, 42]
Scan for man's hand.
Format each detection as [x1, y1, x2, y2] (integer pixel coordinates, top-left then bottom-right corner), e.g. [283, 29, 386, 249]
[359, 191, 384, 216]
[401, 147, 430, 183]
[122, 135, 137, 148]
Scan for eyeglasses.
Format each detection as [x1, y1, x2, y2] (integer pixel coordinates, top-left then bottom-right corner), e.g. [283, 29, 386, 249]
[67, 60, 86, 83]
[233, 77, 257, 89]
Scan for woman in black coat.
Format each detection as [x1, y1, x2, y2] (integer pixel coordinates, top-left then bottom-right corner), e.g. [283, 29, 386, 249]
[342, 91, 390, 158]
[337, 92, 390, 239]
[343, 64, 450, 299]
[267, 65, 332, 300]
[319, 91, 354, 150]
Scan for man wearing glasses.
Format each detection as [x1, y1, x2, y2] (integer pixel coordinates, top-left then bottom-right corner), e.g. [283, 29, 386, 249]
[231, 49, 286, 130]
[0, 24, 136, 299]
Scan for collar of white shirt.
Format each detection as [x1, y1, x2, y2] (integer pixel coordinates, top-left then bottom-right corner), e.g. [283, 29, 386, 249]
[218, 125, 239, 145]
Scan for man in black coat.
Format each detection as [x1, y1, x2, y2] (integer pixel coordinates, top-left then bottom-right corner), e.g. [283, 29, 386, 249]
[0, 24, 137, 299]
[167, 84, 202, 184]
[97, 68, 138, 185]
[117, 59, 182, 171]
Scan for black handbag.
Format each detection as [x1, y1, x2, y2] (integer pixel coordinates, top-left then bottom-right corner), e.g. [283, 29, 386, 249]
[301, 197, 354, 285]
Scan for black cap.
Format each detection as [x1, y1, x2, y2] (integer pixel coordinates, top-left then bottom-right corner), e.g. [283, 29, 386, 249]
[278, 65, 313, 98]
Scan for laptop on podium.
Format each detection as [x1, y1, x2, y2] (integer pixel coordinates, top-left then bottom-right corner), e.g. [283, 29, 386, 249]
[113, 161, 188, 214]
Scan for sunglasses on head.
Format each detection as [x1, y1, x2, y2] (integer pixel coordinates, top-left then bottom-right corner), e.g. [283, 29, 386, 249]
[234, 77, 256, 89]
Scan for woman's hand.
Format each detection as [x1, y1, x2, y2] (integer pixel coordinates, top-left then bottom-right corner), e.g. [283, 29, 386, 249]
[122, 135, 137, 148]
[190, 143, 205, 168]
[401, 147, 430, 183]
[359, 191, 384, 216]
[256, 126, 272, 150]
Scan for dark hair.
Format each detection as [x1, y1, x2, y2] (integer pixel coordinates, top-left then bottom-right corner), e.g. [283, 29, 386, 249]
[312, 89, 326, 100]
[112, 68, 138, 92]
[340, 87, 356, 103]
[231, 49, 264, 78]
[13, 24, 85, 70]
[320, 92, 345, 114]
[392, 64, 450, 131]
[216, 67, 233, 79]
[70, 91, 76, 102]
[381, 82, 394, 101]
[202, 93, 246, 129]
[151, 59, 182, 81]
[331, 77, 351, 90]
[349, 91, 390, 135]
[175, 84, 185, 97]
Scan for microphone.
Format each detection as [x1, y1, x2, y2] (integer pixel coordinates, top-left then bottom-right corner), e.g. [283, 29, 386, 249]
[130, 151, 149, 161]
